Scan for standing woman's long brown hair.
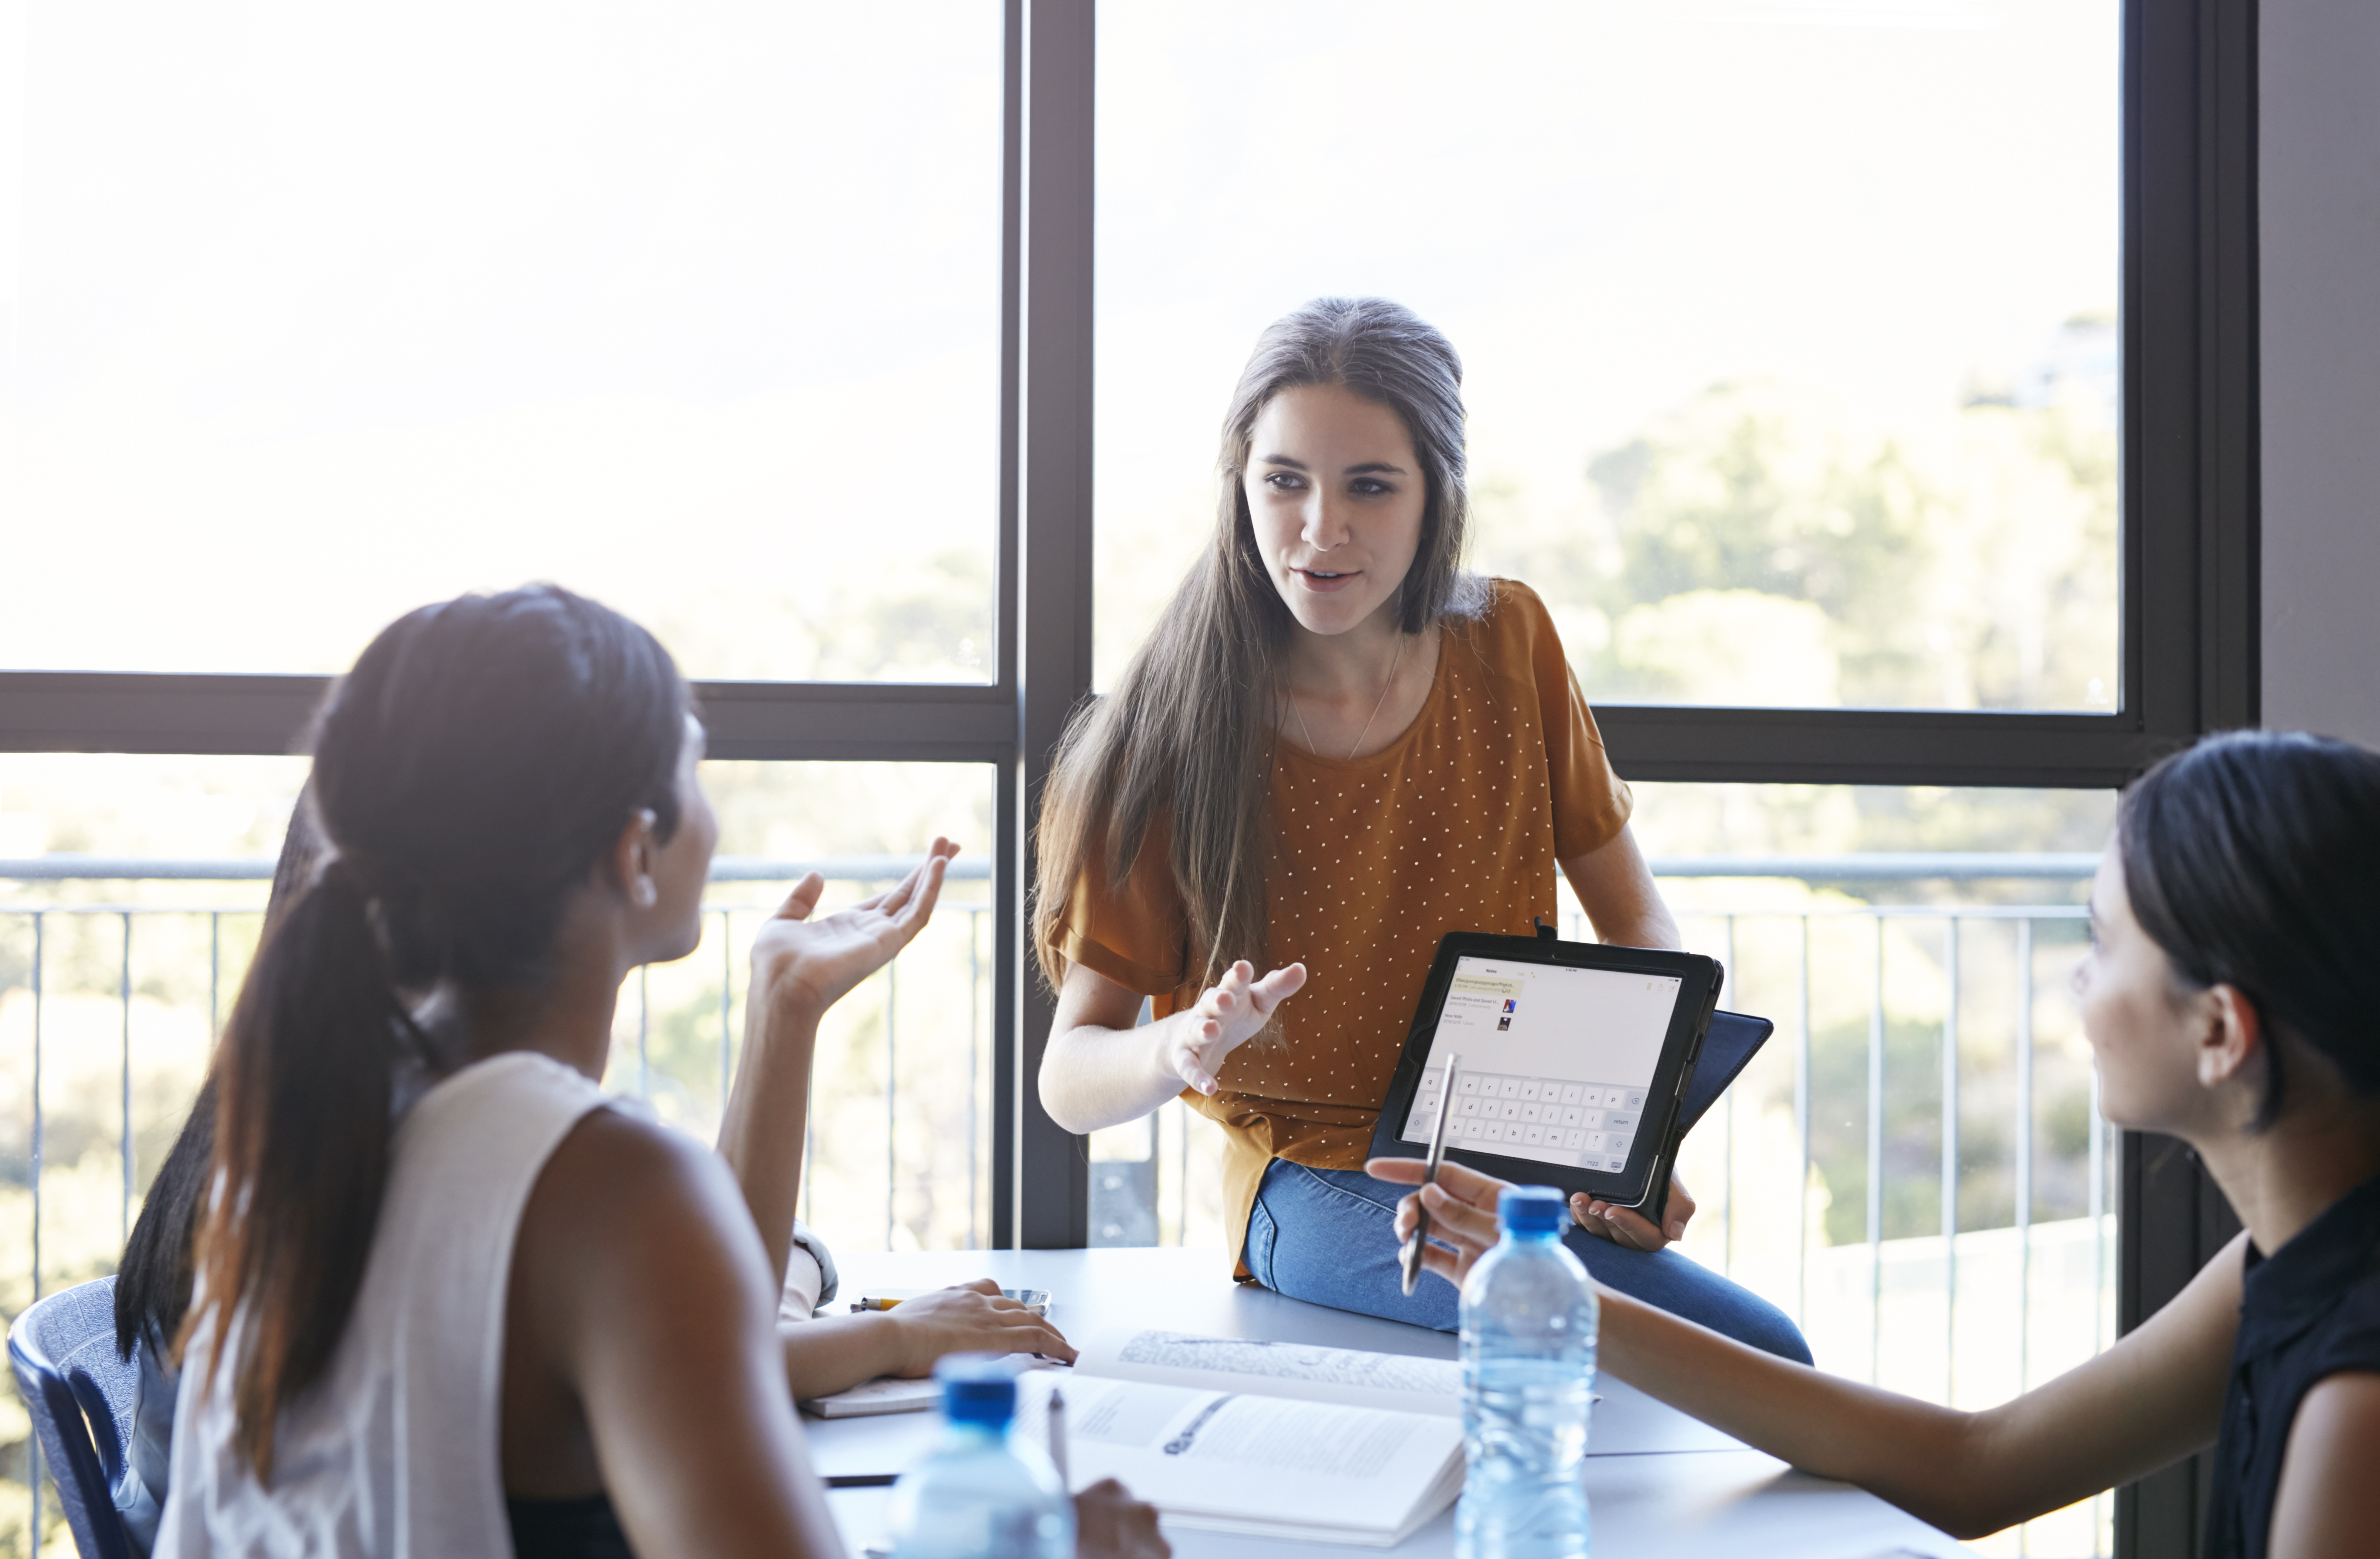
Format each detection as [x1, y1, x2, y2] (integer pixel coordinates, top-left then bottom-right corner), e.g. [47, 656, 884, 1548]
[190, 585, 688, 1478]
[1033, 298, 1485, 994]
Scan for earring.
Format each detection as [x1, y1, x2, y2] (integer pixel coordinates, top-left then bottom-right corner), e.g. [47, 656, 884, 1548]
[633, 878, 658, 909]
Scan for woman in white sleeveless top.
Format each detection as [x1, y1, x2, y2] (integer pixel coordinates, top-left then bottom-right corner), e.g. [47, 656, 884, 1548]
[152, 586, 1161, 1559]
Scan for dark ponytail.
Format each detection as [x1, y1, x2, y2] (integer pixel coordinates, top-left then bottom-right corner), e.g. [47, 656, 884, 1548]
[194, 585, 688, 1478]
[116, 789, 326, 1364]
[2118, 730, 2380, 1127]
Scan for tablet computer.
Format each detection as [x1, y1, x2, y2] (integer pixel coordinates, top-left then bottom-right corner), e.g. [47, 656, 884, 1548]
[1365, 930, 1724, 1212]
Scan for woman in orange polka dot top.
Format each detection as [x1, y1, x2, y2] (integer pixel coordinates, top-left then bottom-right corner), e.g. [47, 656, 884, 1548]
[1030, 298, 1806, 1358]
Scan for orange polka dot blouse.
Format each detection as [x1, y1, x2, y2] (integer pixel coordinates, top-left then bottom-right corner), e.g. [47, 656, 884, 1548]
[1057, 580, 1634, 1273]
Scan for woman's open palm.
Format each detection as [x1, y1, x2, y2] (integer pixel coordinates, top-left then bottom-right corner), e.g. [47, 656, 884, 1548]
[1167, 959, 1308, 1095]
[750, 839, 958, 1018]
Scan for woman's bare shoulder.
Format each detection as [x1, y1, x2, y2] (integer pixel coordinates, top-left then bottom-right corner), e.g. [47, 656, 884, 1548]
[520, 1107, 769, 1293]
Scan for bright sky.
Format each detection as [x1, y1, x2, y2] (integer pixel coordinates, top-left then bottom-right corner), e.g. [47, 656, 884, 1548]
[0, 0, 2117, 684]
[1094, 0, 2120, 681]
[0, 1, 1003, 678]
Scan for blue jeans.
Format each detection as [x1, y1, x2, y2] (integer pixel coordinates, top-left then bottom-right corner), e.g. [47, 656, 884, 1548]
[1243, 1159, 1812, 1363]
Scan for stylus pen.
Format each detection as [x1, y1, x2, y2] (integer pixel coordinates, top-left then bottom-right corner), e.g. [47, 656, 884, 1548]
[1048, 1387, 1070, 1486]
[1402, 1052, 1462, 1296]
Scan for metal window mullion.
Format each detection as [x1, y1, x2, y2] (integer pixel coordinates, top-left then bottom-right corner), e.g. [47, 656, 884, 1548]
[1722, 915, 1737, 1279]
[2016, 918, 2035, 1398]
[1012, 0, 1096, 1250]
[1795, 916, 1811, 1327]
[2091, 1062, 2108, 1348]
[0, 678, 2226, 785]
[1867, 915, 1885, 1388]
[970, 906, 982, 1251]
[2092, 1063, 2110, 1559]
[29, 912, 44, 1559]
[986, 0, 1028, 1251]
[2015, 915, 2037, 1559]
[29, 915, 43, 1289]
[122, 911, 134, 1243]
[718, 910, 733, 1121]
[1942, 917, 1961, 1408]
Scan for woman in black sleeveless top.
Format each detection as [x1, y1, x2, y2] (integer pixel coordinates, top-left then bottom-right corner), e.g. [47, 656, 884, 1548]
[1381, 730, 2380, 1558]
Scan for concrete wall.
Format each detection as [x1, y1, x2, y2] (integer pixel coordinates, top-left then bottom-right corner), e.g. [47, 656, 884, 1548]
[2260, 0, 2380, 745]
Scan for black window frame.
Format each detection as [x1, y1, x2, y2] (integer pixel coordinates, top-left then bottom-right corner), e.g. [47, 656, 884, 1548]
[0, 3, 2254, 1547]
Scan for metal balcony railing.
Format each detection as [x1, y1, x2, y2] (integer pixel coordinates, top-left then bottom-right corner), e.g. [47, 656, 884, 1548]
[0, 851, 2109, 1555]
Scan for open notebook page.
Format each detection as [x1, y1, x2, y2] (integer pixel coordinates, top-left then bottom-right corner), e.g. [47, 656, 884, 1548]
[1013, 1369, 1463, 1548]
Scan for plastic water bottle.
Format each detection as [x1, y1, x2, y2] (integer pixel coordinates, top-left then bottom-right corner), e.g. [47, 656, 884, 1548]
[886, 1354, 1076, 1559]
[1457, 1185, 1598, 1559]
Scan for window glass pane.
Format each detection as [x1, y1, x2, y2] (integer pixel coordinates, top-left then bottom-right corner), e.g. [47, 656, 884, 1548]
[1095, 1, 2119, 711]
[0, 752, 995, 1370]
[0, 756, 304, 1334]
[645, 760, 997, 1253]
[1, 4, 1001, 682]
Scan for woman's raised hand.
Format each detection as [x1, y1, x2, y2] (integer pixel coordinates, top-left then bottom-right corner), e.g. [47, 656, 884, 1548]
[749, 839, 959, 1021]
[1164, 960, 1307, 1096]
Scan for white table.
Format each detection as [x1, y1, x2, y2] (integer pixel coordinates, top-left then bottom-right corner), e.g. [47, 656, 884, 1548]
[808, 1248, 1972, 1559]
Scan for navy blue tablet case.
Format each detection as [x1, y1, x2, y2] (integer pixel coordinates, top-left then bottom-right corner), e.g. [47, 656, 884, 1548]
[1677, 1010, 1773, 1133]
[1638, 1009, 1771, 1225]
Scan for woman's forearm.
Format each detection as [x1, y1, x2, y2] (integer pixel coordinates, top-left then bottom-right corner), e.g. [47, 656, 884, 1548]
[1039, 1011, 1197, 1133]
[779, 1313, 909, 1401]
[717, 987, 822, 1292]
[1597, 1289, 2014, 1538]
[1559, 828, 1683, 953]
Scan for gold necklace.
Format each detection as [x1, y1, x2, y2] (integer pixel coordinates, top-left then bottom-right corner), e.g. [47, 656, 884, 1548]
[1289, 634, 1407, 761]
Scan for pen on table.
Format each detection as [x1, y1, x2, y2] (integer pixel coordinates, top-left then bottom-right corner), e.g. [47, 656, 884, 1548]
[1402, 1052, 1462, 1296]
[1047, 1387, 1070, 1488]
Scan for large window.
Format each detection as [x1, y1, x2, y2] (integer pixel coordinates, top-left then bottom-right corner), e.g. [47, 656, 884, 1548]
[1096, 1, 2121, 712]
[0, 3, 2261, 1552]
[1, 4, 1003, 683]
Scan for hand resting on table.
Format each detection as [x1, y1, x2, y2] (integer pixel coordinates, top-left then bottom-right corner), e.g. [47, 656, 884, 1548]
[778, 1280, 1076, 1402]
[872, 1280, 1075, 1377]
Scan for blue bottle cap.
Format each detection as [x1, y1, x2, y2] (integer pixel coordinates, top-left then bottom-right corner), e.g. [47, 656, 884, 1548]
[936, 1352, 1020, 1426]
[1498, 1185, 1568, 1234]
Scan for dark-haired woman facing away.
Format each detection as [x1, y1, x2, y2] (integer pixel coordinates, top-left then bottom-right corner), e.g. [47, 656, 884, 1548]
[1375, 731, 2380, 1558]
[1033, 297, 1804, 1358]
[117, 796, 1076, 1555]
[151, 586, 1160, 1559]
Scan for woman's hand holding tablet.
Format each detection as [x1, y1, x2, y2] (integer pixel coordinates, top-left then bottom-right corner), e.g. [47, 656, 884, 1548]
[1579, 1175, 1697, 1251]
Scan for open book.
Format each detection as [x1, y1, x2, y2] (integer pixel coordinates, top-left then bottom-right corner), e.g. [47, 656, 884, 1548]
[1010, 1331, 1466, 1548]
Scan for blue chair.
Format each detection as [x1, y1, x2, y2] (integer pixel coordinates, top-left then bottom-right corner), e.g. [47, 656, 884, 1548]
[9, 1276, 138, 1559]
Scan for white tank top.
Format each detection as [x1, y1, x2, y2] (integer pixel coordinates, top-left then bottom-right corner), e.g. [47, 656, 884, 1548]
[156, 1051, 612, 1559]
